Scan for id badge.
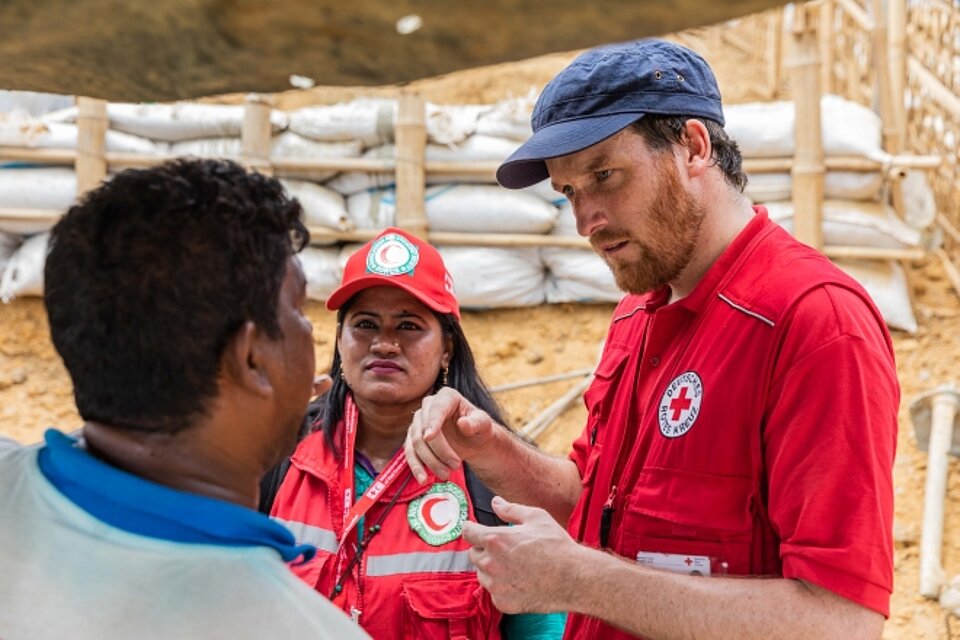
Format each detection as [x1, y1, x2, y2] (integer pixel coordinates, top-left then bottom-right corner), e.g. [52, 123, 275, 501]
[636, 551, 728, 576]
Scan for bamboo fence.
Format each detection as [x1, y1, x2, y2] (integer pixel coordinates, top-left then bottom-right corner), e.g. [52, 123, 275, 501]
[0, 0, 949, 268]
[904, 0, 960, 286]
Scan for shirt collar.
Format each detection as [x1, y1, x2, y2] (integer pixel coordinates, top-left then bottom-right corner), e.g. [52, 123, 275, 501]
[37, 429, 315, 563]
[677, 205, 769, 314]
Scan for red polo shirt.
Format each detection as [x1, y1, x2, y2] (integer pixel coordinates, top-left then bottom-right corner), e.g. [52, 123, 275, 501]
[565, 207, 898, 639]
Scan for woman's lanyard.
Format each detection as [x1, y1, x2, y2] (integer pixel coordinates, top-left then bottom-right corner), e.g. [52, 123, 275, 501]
[338, 394, 413, 547]
[331, 393, 414, 610]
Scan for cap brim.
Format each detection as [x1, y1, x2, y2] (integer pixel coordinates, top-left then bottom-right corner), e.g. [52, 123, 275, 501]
[325, 275, 459, 319]
[496, 112, 644, 189]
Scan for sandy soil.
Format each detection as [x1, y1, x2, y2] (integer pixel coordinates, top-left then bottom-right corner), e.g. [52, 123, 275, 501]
[2, 253, 959, 638]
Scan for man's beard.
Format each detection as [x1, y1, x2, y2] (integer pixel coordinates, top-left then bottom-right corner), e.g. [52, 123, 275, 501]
[591, 158, 705, 295]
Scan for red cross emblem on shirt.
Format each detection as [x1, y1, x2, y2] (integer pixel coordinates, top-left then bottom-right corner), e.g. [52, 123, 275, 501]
[658, 371, 703, 438]
[670, 386, 693, 421]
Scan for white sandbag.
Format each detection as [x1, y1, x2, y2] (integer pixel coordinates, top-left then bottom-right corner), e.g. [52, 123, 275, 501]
[437, 246, 546, 309]
[833, 259, 917, 333]
[426, 103, 488, 145]
[0, 231, 20, 274]
[324, 145, 396, 195]
[281, 180, 351, 232]
[171, 131, 361, 161]
[765, 199, 924, 249]
[0, 232, 48, 302]
[551, 203, 580, 237]
[745, 171, 883, 203]
[422, 136, 525, 187]
[0, 90, 74, 116]
[288, 98, 396, 147]
[473, 93, 536, 141]
[725, 94, 884, 160]
[900, 170, 938, 230]
[0, 117, 160, 153]
[327, 136, 524, 196]
[346, 184, 558, 234]
[45, 103, 288, 142]
[0, 168, 77, 211]
[298, 247, 343, 302]
[522, 179, 568, 207]
[427, 134, 521, 162]
[543, 248, 622, 304]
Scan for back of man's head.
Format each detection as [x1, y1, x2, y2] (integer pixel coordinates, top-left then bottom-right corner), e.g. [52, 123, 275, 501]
[44, 158, 307, 434]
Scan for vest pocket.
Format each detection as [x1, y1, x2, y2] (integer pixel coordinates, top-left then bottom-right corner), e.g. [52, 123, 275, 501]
[401, 575, 498, 640]
[618, 467, 755, 576]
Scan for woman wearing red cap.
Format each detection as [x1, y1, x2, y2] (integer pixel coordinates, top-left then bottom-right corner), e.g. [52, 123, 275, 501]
[262, 228, 565, 639]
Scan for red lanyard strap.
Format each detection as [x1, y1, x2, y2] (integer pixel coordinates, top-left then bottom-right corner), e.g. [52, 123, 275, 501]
[337, 393, 413, 547]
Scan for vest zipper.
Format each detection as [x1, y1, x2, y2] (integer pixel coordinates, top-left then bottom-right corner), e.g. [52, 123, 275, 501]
[600, 485, 617, 548]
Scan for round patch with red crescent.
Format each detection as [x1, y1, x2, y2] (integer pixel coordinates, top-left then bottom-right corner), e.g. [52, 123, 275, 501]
[407, 482, 468, 546]
[366, 233, 419, 276]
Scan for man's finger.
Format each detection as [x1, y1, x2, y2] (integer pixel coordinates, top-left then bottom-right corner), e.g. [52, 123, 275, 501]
[461, 520, 496, 546]
[403, 433, 430, 485]
[490, 495, 543, 526]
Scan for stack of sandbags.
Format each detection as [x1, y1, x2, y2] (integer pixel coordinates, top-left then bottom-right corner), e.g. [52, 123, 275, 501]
[725, 94, 938, 333]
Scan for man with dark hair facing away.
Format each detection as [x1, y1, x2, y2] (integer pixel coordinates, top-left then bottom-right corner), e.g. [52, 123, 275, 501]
[0, 159, 368, 640]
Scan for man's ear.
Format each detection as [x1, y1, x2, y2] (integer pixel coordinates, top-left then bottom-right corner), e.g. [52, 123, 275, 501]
[223, 320, 273, 398]
[680, 119, 712, 179]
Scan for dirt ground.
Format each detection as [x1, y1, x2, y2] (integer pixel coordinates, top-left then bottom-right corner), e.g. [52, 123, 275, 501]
[2, 253, 959, 638]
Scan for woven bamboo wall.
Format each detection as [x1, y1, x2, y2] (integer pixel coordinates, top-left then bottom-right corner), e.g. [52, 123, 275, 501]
[905, 0, 960, 262]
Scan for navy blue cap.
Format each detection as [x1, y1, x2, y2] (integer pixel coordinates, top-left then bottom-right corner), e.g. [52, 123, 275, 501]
[496, 39, 725, 190]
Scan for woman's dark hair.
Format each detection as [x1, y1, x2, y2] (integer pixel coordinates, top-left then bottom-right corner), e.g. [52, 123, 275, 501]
[309, 297, 509, 459]
[631, 115, 748, 193]
[44, 158, 307, 434]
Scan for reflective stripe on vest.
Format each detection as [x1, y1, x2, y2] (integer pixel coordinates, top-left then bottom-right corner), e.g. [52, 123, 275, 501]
[366, 550, 474, 577]
[274, 517, 338, 554]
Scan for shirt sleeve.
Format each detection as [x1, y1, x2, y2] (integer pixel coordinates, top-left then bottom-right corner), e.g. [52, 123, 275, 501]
[501, 611, 567, 640]
[763, 284, 898, 616]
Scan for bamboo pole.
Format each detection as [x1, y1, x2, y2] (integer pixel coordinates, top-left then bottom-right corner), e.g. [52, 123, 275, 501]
[519, 373, 594, 441]
[822, 245, 925, 260]
[241, 95, 274, 176]
[0, 208, 62, 226]
[916, 387, 960, 598]
[0, 147, 75, 165]
[394, 93, 428, 239]
[869, 0, 907, 219]
[907, 55, 960, 119]
[934, 248, 960, 297]
[0, 147, 938, 177]
[834, 0, 872, 29]
[75, 97, 108, 195]
[819, 0, 835, 95]
[888, 0, 908, 147]
[304, 226, 593, 249]
[788, 3, 825, 250]
[490, 367, 596, 394]
[938, 213, 960, 245]
[765, 9, 783, 99]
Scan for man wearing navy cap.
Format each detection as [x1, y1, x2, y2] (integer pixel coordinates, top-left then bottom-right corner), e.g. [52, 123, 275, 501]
[406, 39, 897, 639]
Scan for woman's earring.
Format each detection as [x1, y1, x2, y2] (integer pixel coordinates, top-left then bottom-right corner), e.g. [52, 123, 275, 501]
[442, 366, 449, 387]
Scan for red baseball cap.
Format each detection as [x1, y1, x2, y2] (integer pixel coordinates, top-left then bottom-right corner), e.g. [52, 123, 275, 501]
[325, 227, 460, 320]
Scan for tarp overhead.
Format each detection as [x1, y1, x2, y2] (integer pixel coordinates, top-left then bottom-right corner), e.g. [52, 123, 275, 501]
[0, 0, 789, 102]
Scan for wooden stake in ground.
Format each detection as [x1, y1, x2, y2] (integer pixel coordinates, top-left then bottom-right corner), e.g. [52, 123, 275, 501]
[909, 385, 960, 599]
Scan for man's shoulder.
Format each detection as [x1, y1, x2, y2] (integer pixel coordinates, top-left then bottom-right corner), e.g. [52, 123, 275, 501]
[722, 226, 875, 326]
